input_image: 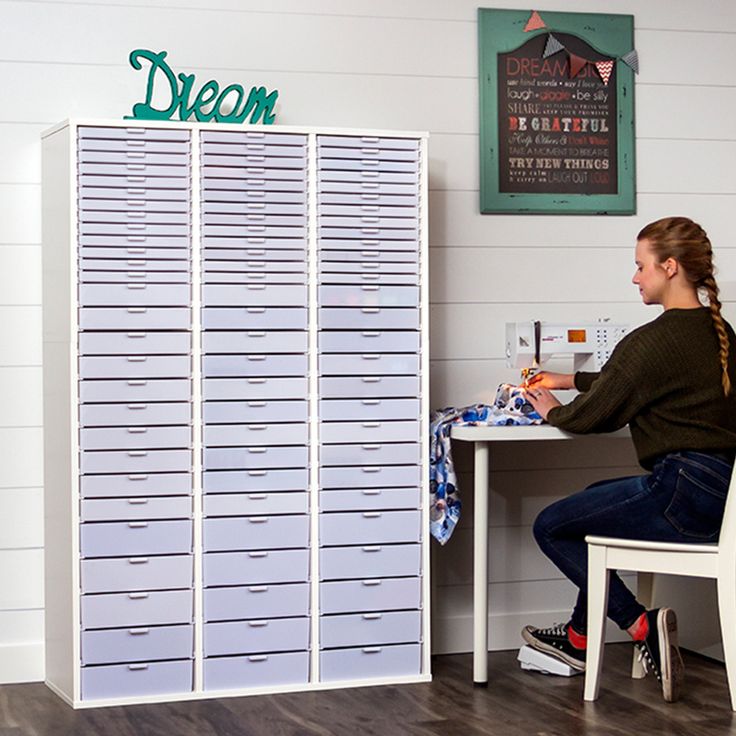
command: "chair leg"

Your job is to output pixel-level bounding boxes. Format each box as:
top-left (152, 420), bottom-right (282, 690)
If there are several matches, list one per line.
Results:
top-left (584, 544), bottom-right (610, 702)
top-left (631, 571), bottom-right (655, 679)
top-left (717, 573), bottom-right (736, 711)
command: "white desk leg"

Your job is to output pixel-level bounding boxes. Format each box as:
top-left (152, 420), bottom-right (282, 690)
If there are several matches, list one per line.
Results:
top-left (473, 440), bottom-right (490, 686)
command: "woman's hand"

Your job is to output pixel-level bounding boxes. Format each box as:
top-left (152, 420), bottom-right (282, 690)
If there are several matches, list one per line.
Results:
top-left (523, 371), bottom-right (575, 390)
top-left (524, 386), bottom-right (562, 421)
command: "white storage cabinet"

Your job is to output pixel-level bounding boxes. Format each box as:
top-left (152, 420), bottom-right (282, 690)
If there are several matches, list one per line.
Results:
top-left (42, 119), bottom-right (429, 708)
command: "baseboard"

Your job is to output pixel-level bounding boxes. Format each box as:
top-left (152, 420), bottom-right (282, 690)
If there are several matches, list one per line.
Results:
top-left (431, 610), bottom-right (630, 655)
top-left (0, 642), bottom-right (44, 684)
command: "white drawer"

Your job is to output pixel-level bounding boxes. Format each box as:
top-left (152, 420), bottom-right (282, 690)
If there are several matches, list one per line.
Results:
top-left (320, 465), bottom-right (421, 490)
top-left (80, 270), bottom-right (190, 285)
top-left (320, 238), bottom-right (417, 253)
top-left (79, 307), bottom-right (190, 330)
top-left (204, 491), bottom-right (307, 517)
top-left (203, 468), bottom-right (308, 494)
top-left (79, 257), bottom-right (190, 272)
top-left (318, 146), bottom-right (418, 163)
top-left (80, 448), bottom-right (191, 475)
top-left (79, 332), bottom-right (191, 355)
top-left (79, 196), bottom-right (190, 212)
top-left (319, 272), bottom-right (418, 286)
top-left (320, 398), bottom-right (420, 422)
top-left (320, 443), bottom-right (420, 468)
top-left (320, 544), bottom-right (421, 581)
top-left (203, 284), bottom-right (307, 307)
top-left (204, 651), bottom-right (308, 692)
top-left (202, 141), bottom-right (306, 158)
top-left (204, 617), bottom-right (309, 657)
top-left (203, 226), bottom-right (306, 241)
top-left (80, 245), bottom-right (190, 261)
top-left (320, 510), bottom-right (420, 546)
top-left (81, 624), bottom-right (193, 665)
top-left (80, 425), bottom-right (191, 451)
top-left (320, 248), bottom-right (417, 263)
top-left (203, 423), bottom-right (307, 447)
top-left (203, 515), bottom-right (309, 552)
top-left (319, 353), bottom-right (419, 376)
top-left (319, 203), bottom-right (418, 218)
top-left (320, 420), bottom-right (420, 444)
top-left (203, 271), bottom-right (306, 285)
top-left (81, 589), bottom-right (193, 629)
top-left (320, 577), bottom-right (421, 614)
top-left (203, 189), bottom-right (306, 204)
top-left (320, 259), bottom-right (417, 275)
top-left (201, 130), bottom-right (307, 145)
top-left (79, 379), bottom-right (191, 404)
top-left (319, 285), bottom-right (418, 308)
top-left (81, 496), bottom-right (191, 522)
top-left (320, 611), bottom-right (421, 649)
top-left (81, 659), bottom-right (193, 701)
top-left (80, 402), bottom-right (191, 427)
top-left (202, 212), bottom-right (306, 227)
top-left (202, 177), bottom-right (306, 193)
top-left (79, 283), bottom-right (190, 307)
top-left (79, 355), bottom-right (191, 379)
top-left (203, 377), bottom-right (307, 400)
top-left (80, 209), bottom-right (190, 225)
top-left (320, 487), bottom-right (420, 513)
top-left (81, 555), bottom-right (193, 593)
top-left (80, 174), bottom-right (189, 191)
top-left (204, 201), bottom-right (306, 215)
top-left (319, 192), bottom-right (419, 207)
top-left (202, 166), bottom-right (305, 182)
top-left (204, 399), bottom-right (307, 424)
top-left (319, 376), bottom-right (420, 399)
top-left (204, 237), bottom-right (306, 253)
top-left (204, 445), bottom-right (308, 471)
top-left (320, 215), bottom-right (418, 229)
top-left (201, 155), bottom-right (306, 171)
top-left (81, 472), bottom-right (192, 498)
top-left (203, 548), bottom-right (309, 586)
top-left (79, 162), bottom-right (189, 179)
top-left (202, 330), bottom-right (307, 354)
top-left (318, 331), bottom-right (419, 354)
top-left (80, 519), bottom-right (193, 557)
top-left (202, 307), bottom-right (307, 330)
top-left (318, 135), bottom-right (419, 151)
top-left (203, 259), bottom-right (305, 274)
top-left (204, 583), bottom-right (309, 621)
top-left (319, 308), bottom-right (419, 330)
top-left (320, 644), bottom-right (420, 682)
top-left (79, 126), bottom-right (191, 142)
top-left (318, 170), bottom-right (417, 187)
top-left (203, 354), bottom-right (307, 378)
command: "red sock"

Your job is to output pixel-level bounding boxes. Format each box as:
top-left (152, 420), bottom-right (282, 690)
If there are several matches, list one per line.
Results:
top-left (568, 625), bottom-right (588, 650)
top-left (629, 612), bottom-right (649, 641)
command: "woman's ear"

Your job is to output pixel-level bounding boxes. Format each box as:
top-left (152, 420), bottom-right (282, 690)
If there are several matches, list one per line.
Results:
top-left (663, 257), bottom-right (679, 278)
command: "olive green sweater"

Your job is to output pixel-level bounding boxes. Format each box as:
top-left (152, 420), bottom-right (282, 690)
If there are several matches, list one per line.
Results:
top-left (547, 307), bottom-right (736, 469)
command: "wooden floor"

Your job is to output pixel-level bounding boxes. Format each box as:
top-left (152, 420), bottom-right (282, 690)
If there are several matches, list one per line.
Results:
top-left (1, 645), bottom-right (734, 736)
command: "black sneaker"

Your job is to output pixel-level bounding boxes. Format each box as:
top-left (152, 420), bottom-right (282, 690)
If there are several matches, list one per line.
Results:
top-left (635, 608), bottom-right (685, 702)
top-left (521, 623), bottom-right (586, 672)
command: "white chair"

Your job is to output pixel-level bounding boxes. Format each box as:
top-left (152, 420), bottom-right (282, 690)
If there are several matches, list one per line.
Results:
top-left (583, 467), bottom-right (736, 709)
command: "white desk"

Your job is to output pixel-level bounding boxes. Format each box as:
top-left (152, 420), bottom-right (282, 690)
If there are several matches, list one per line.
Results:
top-left (449, 424), bottom-right (631, 685)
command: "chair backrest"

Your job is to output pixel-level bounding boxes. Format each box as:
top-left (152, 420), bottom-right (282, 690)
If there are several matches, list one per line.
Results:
top-left (718, 463), bottom-right (736, 560)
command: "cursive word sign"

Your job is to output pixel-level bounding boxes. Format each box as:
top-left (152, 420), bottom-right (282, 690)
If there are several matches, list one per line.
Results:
top-left (125, 49), bottom-right (279, 125)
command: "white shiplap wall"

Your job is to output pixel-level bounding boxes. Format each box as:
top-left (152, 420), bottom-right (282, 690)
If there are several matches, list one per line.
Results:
top-left (1, 0), bottom-right (734, 682)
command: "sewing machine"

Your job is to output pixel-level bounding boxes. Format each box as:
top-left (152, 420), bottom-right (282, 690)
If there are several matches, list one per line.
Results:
top-left (506, 320), bottom-right (629, 384)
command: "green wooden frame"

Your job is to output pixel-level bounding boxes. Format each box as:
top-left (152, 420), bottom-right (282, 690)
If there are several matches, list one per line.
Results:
top-left (479, 8), bottom-right (636, 215)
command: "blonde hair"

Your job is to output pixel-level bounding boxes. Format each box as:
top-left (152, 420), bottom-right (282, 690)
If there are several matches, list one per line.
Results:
top-left (637, 217), bottom-right (731, 396)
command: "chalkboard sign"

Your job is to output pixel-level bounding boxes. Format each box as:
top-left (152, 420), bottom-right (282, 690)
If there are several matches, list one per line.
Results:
top-left (479, 9), bottom-right (635, 214)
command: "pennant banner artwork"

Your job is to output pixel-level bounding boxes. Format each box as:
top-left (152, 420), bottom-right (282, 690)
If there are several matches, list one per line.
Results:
top-left (543, 34), bottom-right (565, 58)
top-left (523, 10), bottom-right (546, 32)
top-left (595, 59), bottom-right (615, 85)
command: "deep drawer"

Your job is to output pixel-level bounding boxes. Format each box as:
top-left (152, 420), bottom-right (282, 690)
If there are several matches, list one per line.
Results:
top-left (80, 659), bottom-right (193, 700)
top-left (81, 555), bottom-right (193, 593)
top-left (79, 332), bottom-right (191, 355)
top-left (318, 331), bottom-right (419, 354)
top-left (80, 519), bottom-right (193, 557)
top-left (320, 465), bottom-right (421, 490)
top-left (320, 544), bottom-right (421, 581)
top-left (319, 442), bottom-right (420, 468)
top-left (319, 398), bottom-right (420, 422)
top-left (319, 308), bottom-right (419, 331)
top-left (320, 420), bottom-right (420, 445)
top-left (79, 307), bottom-right (190, 331)
top-left (320, 611), bottom-right (421, 649)
top-left (203, 651), bottom-right (308, 692)
top-left (202, 377), bottom-right (308, 401)
top-left (319, 354), bottom-right (419, 377)
top-left (204, 617), bottom-right (309, 657)
top-left (320, 644), bottom-right (420, 682)
top-left (320, 577), bottom-right (421, 614)
top-left (319, 487), bottom-right (420, 513)
top-left (202, 330), bottom-right (307, 354)
top-left (204, 583), bottom-right (309, 621)
top-left (203, 445), bottom-right (308, 471)
top-left (80, 496), bottom-right (192, 522)
top-left (81, 624), bottom-right (193, 665)
top-left (79, 283), bottom-right (190, 307)
top-left (81, 589), bottom-right (193, 629)
top-left (203, 548), bottom-right (309, 587)
top-left (203, 354), bottom-right (307, 378)
top-left (320, 510), bottom-right (421, 547)
top-left (203, 423), bottom-right (307, 447)
top-left (203, 399), bottom-right (307, 424)
top-left (203, 468), bottom-right (308, 494)
top-left (202, 307), bottom-right (307, 330)
top-left (202, 515), bottom-right (309, 552)
top-left (202, 284), bottom-right (307, 307)
top-left (204, 491), bottom-right (308, 517)
top-left (319, 376), bottom-right (420, 399)
top-left (319, 285), bottom-right (419, 308)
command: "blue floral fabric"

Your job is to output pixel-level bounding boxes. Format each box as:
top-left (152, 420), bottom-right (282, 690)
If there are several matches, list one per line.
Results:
top-left (429, 384), bottom-right (543, 545)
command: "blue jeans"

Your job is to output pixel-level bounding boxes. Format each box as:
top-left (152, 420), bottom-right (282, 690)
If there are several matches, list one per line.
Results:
top-left (533, 451), bottom-right (732, 633)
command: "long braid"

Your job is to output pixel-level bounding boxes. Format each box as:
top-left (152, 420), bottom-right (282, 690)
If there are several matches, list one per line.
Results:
top-left (701, 273), bottom-right (732, 396)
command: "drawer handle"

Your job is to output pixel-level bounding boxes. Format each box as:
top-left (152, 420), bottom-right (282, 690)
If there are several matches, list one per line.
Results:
top-left (127, 380), bottom-right (147, 386)
top-left (361, 239), bottom-right (380, 244)
top-left (361, 285), bottom-right (380, 291)
top-left (126, 164), bottom-right (146, 172)
top-left (361, 377), bottom-right (381, 383)
top-left (127, 427), bottom-right (148, 433)
top-left (128, 628), bottom-right (150, 635)
top-left (127, 272), bottom-right (146, 278)
top-left (248, 494), bottom-right (268, 500)
top-left (246, 378), bottom-right (267, 385)
top-left (248, 191), bottom-right (266, 197)
top-left (360, 274), bottom-right (379, 281)
top-left (361, 308), bottom-right (380, 314)
top-left (362, 512), bottom-right (382, 518)
top-left (126, 176), bottom-right (146, 183)
top-left (128, 521), bottom-right (149, 528)
top-left (126, 307), bottom-right (147, 313)
top-left (362, 546), bottom-right (382, 552)
top-left (247, 273), bottom-right (266, 279)
top-left (128, 663), bottom-right (150, 670)
top-left (247, 424), bottom-right (267, 430)
top-left (245, 203), bottom-right (266, 210)
top-left (246, 284), bottom-right (266, 290)
top-left (126, 210), bottom-right (146, 217)
top-left (360, 251), bottom-right (380, 258)
top-left (128, 592), bottom-right (150, 599)
top-left (247, 470), bottom-right (267, 476)
top-left (362, 647), bottom-right (383, 654)
top-left (361, 579), bottom-right (382, 586)
top-left (245, 168), bottom-right (266, 175)
top-left (360, 149), bottom-right (379, 156)
top-left (127, 498), bottom-right (149, 504)
top-left (128, 557), bottom-right (149, 564)
top-left (126, 248), bottom-right (147, 255)
top-left (360, 263), bottom-right (380, 269)
top-left (362, 613), bottom-right (383, 620)
top-left (247, 180), bottom-right (266, 186)
top-left (360, 193), bottom-right (379, 200)
top-left (361, 217), bottom-right (380, 224)
top-left (362, 444), bottom-right (382, 450)
top-left (127, 474), bottom-right (148, 480)
top-left (246, 261), bottom-right (266, 268)
top-left (127, 404), bottom-right (147, 410)
top-left (360, 171), bottom-right (379, 178)
top-left (126, 332), bottom-right (146, 338)
top-left (246, 226), bottom-right (266, 233)
top-left (126, 200), bottom-right (145, 207)
top-left (245, 250), bottom-right (266, 257)
top-left (361, 354), bottom-right (380, 361)
top-left (248, 620), bottom-right (269, 627)
top-left (361, 399), bottom-right (381, 405)
top-left (127, 260), bottom-right (146, 266)
top-left (248, 550), bottom-right (268, 557)
top-left (362, 421), bottom-right (381, 428)
top-left (245, 143), bottom-right (265, 151)
top-left (361, 205), bottom-right (380, 212)
top-left (247, 401), bottom-right (267, 407)
top-left (245, 214), bottom-right (265, 221)
top-left (246, 332), bottom-right (266, 338)
top-left (246, 355), bottom-right (266, 361)
top-left (246, 307), bottom-right (266, 313)
top-left (126, 188), bottom-right (146, 194)
top-left (248, 585), bottom-right (269, 593)
top-left (245, 156), bottom-right (266, 164)
top-left (246, 237), bottom-right (267, 244)
top-left (128, 451), bottom-right (148, 457)
top-left (248, 517), bottom-right (269, 523)
top-left (248, 655), bottom-right (269, 662)
top-left (361, 467), bottom-right (381, 473)
top-left (362, 489), bottom-right (382, 495)
top-left (127, 356), bottom-right (147, 362)
top-left (247, 447), bottom-right (267, 454)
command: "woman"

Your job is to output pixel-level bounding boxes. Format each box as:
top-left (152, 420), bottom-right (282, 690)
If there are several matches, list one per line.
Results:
top-left (522, 217), bottom-right (736, 703)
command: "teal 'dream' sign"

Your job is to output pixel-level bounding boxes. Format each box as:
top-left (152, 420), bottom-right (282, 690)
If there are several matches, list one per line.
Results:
top-left (125, 49), bottom-right (279, 125)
